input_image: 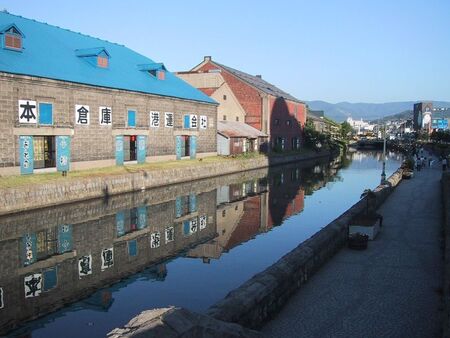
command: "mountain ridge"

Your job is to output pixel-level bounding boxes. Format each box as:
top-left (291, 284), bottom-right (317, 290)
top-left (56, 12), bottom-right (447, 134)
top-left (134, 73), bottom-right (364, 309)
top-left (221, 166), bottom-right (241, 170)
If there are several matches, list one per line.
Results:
top-left (306, 100), bottom-right (450, 122)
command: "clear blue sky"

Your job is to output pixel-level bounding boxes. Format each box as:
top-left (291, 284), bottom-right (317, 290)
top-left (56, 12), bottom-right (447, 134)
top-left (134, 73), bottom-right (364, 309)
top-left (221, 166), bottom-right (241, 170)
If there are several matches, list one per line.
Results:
top-left (1, 0), bottom-right (449, 103)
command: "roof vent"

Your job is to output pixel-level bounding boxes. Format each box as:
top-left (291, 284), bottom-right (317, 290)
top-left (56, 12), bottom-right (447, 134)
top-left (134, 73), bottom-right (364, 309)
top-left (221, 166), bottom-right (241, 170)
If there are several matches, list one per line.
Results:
top-left (75, 47), bottom-right (110, 68)
top-left (204, 56), bottom-right (212, 62)
top-left (256, 75), bottom-right (262, 79)
top-left (138, 63), bottom-right (167, 80)
top-left (1, 23), bottom-right (25, 51)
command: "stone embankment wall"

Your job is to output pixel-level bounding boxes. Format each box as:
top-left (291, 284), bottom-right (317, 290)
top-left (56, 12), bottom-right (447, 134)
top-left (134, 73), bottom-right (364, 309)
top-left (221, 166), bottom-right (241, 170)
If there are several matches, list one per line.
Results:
top-left (206, 168), bottom-right (403, 329)
top-left (107, 168), bottom-right (403, 336)
top-left (107, 307), bottom-right (261, 338)
top-left (442, 172), bottom-right (450, 337)
top-left (0, 152), bottom-right (330, 216)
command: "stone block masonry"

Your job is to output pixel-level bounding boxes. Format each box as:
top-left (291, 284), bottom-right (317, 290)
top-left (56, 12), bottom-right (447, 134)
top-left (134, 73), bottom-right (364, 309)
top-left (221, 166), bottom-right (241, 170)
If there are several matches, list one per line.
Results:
top-left (206, 168), bottom-right (403, 329)
top-left (0, 151), bottom-right (331, 216)
top-left (0, 72), bottom-right (217, 173)
top-left (442, 172), bottom-right (450, 337)
top-left (107, 307), bottom-right (261, 338)
top-left (107, 168), bottom-right (404, 336)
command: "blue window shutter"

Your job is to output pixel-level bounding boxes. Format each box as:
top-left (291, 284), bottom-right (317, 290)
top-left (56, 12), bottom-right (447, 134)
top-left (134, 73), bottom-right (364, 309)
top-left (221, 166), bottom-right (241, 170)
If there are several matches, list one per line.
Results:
top-left (39, 103), bottom-right (53, 125)
top-left (43, 267), bottom-right (58, 291)
top-left (128, 110), bottom-right (136, 127)
top-left (128, 240), bottom-right (138, 257)
top-left (183, 115), bottom-right (190, 128)
top-left (183, 220), bottom-right (190, 236)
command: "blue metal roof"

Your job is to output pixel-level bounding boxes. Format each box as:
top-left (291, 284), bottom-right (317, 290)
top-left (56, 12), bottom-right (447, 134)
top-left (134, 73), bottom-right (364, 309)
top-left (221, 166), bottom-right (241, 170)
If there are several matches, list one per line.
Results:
top-left (0, 12), bottom-right (216, 105)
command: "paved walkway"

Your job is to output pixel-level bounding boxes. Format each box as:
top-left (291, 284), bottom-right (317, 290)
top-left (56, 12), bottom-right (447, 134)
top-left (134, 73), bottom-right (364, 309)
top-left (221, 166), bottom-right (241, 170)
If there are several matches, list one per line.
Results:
top-left (263, 156), bottom-right (444, 338)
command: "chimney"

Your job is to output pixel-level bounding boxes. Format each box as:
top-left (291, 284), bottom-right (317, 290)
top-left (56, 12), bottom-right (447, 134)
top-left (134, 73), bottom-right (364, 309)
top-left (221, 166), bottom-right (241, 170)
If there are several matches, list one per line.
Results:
top-left (256, 75), bottom-right (262, 79)
top-left (204, 56), bottom-right (212, 62)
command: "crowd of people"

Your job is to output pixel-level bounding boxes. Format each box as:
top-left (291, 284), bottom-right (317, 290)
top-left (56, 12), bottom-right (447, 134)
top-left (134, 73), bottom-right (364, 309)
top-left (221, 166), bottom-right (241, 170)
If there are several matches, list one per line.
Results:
top-left (412, 146), bottom-right (448, 172)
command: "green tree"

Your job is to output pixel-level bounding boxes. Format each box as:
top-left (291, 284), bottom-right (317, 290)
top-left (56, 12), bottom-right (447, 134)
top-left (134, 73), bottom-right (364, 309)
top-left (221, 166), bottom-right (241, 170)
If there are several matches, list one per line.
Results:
top-left (340, 121), bottom-right (353, 139)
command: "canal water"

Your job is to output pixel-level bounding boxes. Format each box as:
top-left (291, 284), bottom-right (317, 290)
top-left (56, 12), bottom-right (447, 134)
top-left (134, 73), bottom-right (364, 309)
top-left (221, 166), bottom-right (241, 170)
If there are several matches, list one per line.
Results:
top-left (0, 150), bottom-right (402, 337)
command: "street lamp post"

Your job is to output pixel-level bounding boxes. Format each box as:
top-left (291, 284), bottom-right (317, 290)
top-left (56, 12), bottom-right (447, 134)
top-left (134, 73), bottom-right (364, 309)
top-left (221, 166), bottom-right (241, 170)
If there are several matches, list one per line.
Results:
top-left (381, 124), bottom-right (386, 184)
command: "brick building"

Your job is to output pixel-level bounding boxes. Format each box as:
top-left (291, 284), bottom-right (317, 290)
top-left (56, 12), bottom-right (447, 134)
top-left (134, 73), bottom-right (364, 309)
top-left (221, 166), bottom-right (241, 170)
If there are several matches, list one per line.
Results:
top-left (177, 56), bottom-right (306, 152)
top-left (0, 12), bottom-right (217, 175)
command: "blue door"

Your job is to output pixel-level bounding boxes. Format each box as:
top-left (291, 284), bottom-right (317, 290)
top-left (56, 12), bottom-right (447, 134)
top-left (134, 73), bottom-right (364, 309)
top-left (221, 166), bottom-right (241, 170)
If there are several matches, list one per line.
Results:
top-left (56, 136), bottom-right (71, 172)
top-left (176, 136), bottom-right (182, 160)
top-left (19, 136), bottom-right (34, 175)
top-left (189, 136), bottom-right (197, 159)
top-left (175, 196), bottom-right (183, 218)
top-left (115, 136), bottom-right (124, 165)
top-left (116, 211), bottom-right (125, 237)
top-left (137, 206), bottom-right (147, 229)
top-left (137, 135), bottom-right (146, 164)
top-left (57, 225), bottom-right (73, 254)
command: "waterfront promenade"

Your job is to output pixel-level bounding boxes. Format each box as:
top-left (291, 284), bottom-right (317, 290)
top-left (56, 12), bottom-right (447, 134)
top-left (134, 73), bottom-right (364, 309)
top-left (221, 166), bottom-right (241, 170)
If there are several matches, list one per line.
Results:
top-left (263, 158), bottom-right (444, 337)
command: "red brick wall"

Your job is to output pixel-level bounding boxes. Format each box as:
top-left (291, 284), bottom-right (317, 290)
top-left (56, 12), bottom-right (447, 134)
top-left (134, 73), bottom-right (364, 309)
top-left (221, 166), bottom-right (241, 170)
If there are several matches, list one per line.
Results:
top-left (198, 88), bottom-right (217, 96)
top-left (197, 62), bottom-right (263, 130)
top-left (269, 96), bottom-right (304, 149)
top-left (225, 195), bottom-right (262, 250)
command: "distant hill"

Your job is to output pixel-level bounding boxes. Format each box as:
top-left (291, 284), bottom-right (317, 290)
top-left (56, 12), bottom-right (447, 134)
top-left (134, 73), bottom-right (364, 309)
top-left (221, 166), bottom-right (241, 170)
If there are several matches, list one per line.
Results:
top-left (371, 110), bottom-right (413, 123)
top-left (306, 100), bottom-right (450, 122)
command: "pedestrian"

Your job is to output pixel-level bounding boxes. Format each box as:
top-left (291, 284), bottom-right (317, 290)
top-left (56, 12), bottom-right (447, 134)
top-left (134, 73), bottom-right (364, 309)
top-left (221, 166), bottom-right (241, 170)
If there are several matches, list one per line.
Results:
top-left (443, 157), bottom-right (448, 171)
top-left (428, 158), bottom-right (432, 167)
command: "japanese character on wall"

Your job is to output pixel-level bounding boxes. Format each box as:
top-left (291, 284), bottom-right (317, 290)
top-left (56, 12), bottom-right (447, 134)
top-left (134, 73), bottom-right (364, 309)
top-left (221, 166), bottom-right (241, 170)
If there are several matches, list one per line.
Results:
top-left (199, 215), bottom-right (207, 230)
top-left (165, 112), bottom-right (174, 128)
top-left (190, 218), bottom-right (198, 234)
top-left (165, 227), bottom-right (174, 243)
top-left (23, 233), bottom-right (35, 266)
top-left (78, 255), bottom-right (92, 277)
top-left (75, 105), bottom-right (90, 125)
top-left (200, 115), bottom-right (207, 129)
top-left (150, 111), bottom-right (160, 128)
top-left (18, 100), bottom-right (37, 124)
top-left (22, 139), bottom-right (30, 169)
top-left (150, 231), bottom-right (161, 248)
top-left (190, 114), bottom-right (198, 129)
top-left (99, 106), bottom-right (112, 126)
top-left (101, 248), bottom-right (114, 270)
top-left (58, 224), bottom-right (73, 254)
top-left (0, 287), bottom-right (4, 309)
top-left (20, 136), bottom-right (34, 174)
top-left (24, 273), bottom-right (42, 298)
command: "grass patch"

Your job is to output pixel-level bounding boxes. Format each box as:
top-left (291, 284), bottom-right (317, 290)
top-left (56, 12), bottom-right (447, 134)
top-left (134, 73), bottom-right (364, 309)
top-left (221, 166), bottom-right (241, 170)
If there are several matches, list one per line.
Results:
top-left (0, 150), bottom-right (317, 189)
top-left (0, 154), bottom-right (265, 189)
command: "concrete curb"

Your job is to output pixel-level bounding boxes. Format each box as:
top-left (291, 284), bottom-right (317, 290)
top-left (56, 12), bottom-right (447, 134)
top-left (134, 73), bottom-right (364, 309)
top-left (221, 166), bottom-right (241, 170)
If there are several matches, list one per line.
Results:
top-left (0, 152), bottom-right (331, 216)
top-left (442, 172), bottom-right (450, 338)
top-left (206, 167), bottom-right (404, 329)
top-left (107, 307), bottom-right (262, 338)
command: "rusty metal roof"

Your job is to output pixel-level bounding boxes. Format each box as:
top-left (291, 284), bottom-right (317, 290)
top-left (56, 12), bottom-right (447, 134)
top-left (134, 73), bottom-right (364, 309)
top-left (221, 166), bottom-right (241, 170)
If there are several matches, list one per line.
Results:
top-left (218, 121), bottom-right (268, 139)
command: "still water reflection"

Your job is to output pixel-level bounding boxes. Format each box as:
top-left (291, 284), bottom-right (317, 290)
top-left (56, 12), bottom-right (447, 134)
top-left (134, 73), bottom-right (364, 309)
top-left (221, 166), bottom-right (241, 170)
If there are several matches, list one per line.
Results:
top-left (0, 151), bottom-right (402, 337)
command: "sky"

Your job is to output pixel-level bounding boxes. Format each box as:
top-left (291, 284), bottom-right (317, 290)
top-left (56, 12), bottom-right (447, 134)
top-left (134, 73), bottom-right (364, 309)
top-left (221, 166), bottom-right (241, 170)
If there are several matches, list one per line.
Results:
top-left (1, 0), bottom-right (449, 103)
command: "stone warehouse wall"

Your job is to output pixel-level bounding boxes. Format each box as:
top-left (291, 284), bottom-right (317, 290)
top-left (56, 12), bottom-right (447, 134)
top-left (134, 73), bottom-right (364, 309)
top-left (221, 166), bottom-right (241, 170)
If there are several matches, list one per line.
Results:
top-left (0, 72), bottom-right (217, 168)
top-left (0, 168), bottom-right (269, 241)
top-left (0, 190), bottom-right (218, 335)
top-left (206, 168), bottom-right (404, 329)
top-left (0, 152), bottom-right (331, 216)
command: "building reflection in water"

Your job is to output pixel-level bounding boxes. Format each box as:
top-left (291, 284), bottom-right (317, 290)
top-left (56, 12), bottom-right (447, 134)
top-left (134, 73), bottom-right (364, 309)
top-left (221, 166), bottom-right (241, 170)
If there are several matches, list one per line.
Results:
top-left (0, 154), bottom-right (348, 336)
